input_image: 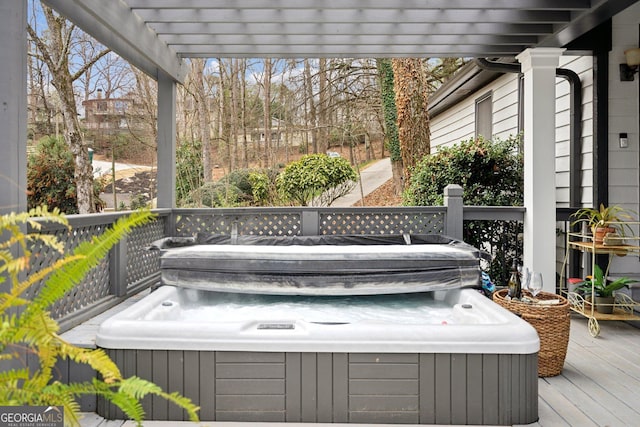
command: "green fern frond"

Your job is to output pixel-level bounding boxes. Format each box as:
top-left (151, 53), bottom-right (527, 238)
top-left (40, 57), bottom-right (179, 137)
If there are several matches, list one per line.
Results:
top-left (103, 386), bottom-right (146, 423)
top-left (1, 255), bottom-right (84, 315)
top-left (160, 391), bottom-right (200, 421)
top-left (117, 376), bottom-right (162, 398)
top-left (58, 344), bottom-right (122, 384)
top-left (36, 383), bottom-right (82, 426)
top-left (0, 368), bottom-right (30, 387)
top-left (0, 208), bottom-right (200, 425)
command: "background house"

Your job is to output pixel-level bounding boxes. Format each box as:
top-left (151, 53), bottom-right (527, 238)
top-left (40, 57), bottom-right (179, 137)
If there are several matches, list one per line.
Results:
top-left (427, 2), bottom-right (640, 283)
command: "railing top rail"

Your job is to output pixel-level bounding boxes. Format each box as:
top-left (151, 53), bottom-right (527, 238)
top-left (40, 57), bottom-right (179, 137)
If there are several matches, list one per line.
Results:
top-left (30, 208), bottom-right (172, 231)
top-left (171, 206), bottom-right (447, 214)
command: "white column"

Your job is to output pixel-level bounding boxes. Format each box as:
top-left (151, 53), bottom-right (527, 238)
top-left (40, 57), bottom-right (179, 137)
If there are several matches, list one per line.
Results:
top-left (156, 72), bottom-right (177, 208)
top-left (0, 1), bottom-right (27, 215)
top-left (516, 48), bottom-right (564, 293)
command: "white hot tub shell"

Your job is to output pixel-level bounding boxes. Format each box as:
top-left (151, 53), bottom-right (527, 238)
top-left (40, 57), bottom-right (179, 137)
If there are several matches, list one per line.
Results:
top-left (96, 286), bottom-right (539, 425)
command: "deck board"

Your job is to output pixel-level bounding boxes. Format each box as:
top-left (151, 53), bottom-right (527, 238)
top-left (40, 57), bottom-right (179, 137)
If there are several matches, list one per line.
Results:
top-left (73, 313), bottom-right (640, 427)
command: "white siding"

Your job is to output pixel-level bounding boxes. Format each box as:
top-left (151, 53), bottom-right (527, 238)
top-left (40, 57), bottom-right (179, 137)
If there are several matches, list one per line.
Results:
top-left (608, 2), bottom-right (640, 275)
top-left (430, 101), bottom-right (476, 150)
top-left (492, 77), bottom-right (520, 138)
top-left (430, 74), bottom-right (520, 152)
top-left (555, 55), bottom-right (594, 207)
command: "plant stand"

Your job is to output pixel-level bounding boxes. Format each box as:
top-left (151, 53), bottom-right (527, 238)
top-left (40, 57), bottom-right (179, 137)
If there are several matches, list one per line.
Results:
top-left (561, 220), bottom-right (640, 337)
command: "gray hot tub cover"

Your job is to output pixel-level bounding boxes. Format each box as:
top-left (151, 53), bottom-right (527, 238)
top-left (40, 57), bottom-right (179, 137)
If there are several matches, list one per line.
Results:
top-left (150, 234), bottom-right (488, 295)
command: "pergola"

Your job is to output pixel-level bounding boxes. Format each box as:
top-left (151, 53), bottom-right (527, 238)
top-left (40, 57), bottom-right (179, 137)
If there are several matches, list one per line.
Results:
top-left (2, 0), bottom-right (638, 292)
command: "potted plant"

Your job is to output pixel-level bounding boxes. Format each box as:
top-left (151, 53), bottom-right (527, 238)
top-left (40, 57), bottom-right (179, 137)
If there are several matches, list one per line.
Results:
top-left (571, 204), bottom-right (636, 244)
top-left (576, 264), bottom-right (637, 314)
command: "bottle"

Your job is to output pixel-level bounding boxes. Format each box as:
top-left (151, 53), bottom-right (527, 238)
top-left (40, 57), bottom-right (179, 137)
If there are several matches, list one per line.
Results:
top-left (507, 260), bottom-right (522, 300)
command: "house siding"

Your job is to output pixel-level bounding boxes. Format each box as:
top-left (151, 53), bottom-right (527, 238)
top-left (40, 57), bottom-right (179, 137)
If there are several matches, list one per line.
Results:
top-left (431, 75), bottom-right (520, 152)
top-left (609, 2), bottom-right (640, 275)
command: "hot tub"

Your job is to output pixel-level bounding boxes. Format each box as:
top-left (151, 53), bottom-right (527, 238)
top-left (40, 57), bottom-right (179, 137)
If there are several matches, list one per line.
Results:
top-left (96, 285), bottom-right (539, 425)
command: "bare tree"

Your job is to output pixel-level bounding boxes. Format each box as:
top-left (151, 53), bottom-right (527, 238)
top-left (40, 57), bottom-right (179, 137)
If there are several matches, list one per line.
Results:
top-left (189, 59), bottom-right (213, 181)
top-left (27, 4), bottom-right (110, 213)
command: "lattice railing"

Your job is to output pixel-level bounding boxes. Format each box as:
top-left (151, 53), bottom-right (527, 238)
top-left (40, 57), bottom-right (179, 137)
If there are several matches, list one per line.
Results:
top-left (173, 208), bottom-right (302, 236)
top-left (318, 208), bottom-right (445, 235)
top-left (27, 210), bottom-right (171, 327)
top-left (28, 218), bottom-right (116, 320)
top-left (126, 217), bottom-right (165, 290)
top-left (171, 207), bottom-right (446, 237)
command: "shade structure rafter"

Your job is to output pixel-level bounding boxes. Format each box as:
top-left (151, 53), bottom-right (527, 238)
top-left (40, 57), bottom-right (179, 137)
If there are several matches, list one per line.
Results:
top-left (43, 0), bottom-right (639, 71)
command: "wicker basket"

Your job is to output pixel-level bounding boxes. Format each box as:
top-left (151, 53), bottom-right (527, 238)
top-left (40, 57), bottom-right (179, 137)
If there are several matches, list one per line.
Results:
top-left (493, 289), bottom-right (570, 377)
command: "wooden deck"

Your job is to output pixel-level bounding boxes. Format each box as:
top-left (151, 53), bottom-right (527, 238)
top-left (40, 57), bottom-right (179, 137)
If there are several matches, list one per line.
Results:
top-left (77, 315), bottom-right (640, 427)
top-left (529, 316), bottom-right (640, 426)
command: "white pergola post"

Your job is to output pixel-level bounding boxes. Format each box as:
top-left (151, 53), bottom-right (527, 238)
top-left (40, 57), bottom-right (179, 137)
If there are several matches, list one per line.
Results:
top-left (516, 48), bottom-right (564, 293)
top-left (0, 1), bottom-right (27, 215)
top-left (156, 72), bottom-right (177, 208)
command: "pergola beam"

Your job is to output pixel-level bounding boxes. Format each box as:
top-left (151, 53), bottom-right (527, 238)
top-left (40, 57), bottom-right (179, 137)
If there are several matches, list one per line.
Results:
top-left (176, 45), bottom-right (528, 58)
top-left (149, 22), bottom-right (555, 36)
top-left (42, 0), bottom-right (187, 83)
top-left (126, 0), bottom-right (591, 11)
top-left (135, 9), bottom-right (572, 24)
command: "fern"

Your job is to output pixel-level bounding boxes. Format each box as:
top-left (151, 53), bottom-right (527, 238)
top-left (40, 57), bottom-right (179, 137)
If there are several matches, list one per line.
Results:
top-left (0, 208), bottom-right (200, 426)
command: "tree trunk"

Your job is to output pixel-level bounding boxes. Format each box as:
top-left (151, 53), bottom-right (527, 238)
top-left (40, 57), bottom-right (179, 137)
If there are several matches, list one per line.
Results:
top-left (392, 58), bottom-right (431, 182)
top-left (318, 58), bottom-right (328, 153)
top-left (192, 59), bottom-right (212, 181)
top-left (28, 6), bottom-right (110, 213)
top-left (263, 58), bottom-right (272, 167)
top-left (377, 59), bottom-right (403, 194)
top-left (304, 59), bottom-right (318, 154)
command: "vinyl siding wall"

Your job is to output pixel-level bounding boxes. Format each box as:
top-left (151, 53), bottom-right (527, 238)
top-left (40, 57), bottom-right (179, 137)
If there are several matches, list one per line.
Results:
top-left (609, 2), bottom-right (640, 275)
top-left (430, 75), bottom-right (520, 152)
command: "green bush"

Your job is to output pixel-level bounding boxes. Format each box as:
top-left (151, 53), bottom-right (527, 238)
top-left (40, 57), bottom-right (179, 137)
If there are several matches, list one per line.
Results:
top-left (27, 137), bottom-right (103, 214)
top-left (276, 154), bottom-right (358, 206)
top-left (184, 182), bottom-right (242, 207)
top-left (249, 169), bottom-right (280, 206)
top-left (220, 169), bottom-right (254, 201)
top-left (404, 135), bottom-right (523, 284)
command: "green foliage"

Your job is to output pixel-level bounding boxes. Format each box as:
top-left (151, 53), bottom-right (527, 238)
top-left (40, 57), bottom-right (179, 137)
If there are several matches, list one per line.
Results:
top-left (176, 140), bottom-right (204, 206)
top-left (249, 170), bottom-right (280, 206)
top-left (276, 154), bottom-right (358, 206)
top-left (129, 194), bottom-right (150, 210)
top-left (0, 207), bottom-right (199, 426)
top-left (404, 136), bottom-right (523, 206)
top-left (184, 182), bottom-right (242, 207)
top-left (377, 59), bottom-right (401, 162)
top-left (220, 169), bottom-right (254, 199)
top-left (576, 264), bottom-right (637, 297)
top-left (404, 135), bottom-right (524, 284)
top-left (571, 204), bottom-right (637, 236)
top-left (27, 137), bottom-right (104, 214)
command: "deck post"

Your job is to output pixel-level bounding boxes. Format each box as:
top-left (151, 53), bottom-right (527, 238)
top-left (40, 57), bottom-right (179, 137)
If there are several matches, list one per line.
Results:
top-left (156, 72), bottom-right (177, 208)
top-left (109, 237), bottom-right (128, 297)
top-left (517, 48), bottom-right (564, 293)
top-left (0, 1), bottom-right (27, 216)
top-left (444, 184), bottom-right (464, 240)
top-left (301, 210), bottom-right (320, 235)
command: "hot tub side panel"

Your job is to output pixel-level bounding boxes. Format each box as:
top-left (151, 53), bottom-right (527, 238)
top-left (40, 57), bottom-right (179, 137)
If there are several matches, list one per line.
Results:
top-left (98, 350), bottom-right (538, 425)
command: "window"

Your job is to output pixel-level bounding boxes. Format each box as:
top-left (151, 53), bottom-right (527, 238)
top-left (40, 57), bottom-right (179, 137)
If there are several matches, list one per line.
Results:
top-left (475, 92), bottom-right (492, 139)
